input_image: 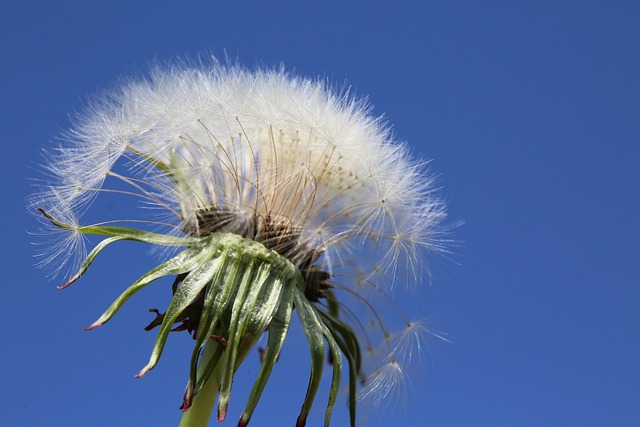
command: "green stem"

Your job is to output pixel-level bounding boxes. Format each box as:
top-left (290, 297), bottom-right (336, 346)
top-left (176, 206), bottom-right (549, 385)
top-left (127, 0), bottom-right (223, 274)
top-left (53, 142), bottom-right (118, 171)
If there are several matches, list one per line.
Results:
top-left (179, 340), bottom-right (223, 427)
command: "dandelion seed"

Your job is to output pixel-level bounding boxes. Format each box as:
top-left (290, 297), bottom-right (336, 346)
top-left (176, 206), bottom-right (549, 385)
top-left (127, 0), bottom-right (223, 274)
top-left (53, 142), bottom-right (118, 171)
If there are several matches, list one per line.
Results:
top-left (356, 360), bottom-right (409, 409)
top-left (389, 319), bottom-right (452, 369)
top-left (31, 58), bottom-right (450, 427)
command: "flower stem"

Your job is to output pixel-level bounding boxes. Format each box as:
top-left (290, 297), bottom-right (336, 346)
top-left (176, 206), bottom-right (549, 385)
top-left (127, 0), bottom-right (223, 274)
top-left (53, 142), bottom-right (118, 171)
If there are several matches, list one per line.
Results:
top-left (179, 340), bottom-right (223, 427)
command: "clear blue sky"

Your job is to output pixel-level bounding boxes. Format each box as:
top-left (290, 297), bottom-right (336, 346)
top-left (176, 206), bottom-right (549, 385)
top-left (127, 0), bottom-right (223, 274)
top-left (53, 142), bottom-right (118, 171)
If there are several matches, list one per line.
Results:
top-left (2, 1), bottom-right (639, 426)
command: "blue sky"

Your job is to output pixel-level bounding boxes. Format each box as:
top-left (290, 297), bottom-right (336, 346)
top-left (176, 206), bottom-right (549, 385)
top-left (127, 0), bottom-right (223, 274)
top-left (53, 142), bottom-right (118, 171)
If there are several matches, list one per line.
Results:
top-left (2, 1), bottom-right (639, 426)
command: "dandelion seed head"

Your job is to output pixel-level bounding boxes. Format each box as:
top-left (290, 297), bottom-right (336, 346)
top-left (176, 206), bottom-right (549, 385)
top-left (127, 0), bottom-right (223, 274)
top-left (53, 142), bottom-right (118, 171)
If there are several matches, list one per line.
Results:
top-left (32, 58), bottom-right (452, 424)
top-left (44, 63), bottom-right (442, 282)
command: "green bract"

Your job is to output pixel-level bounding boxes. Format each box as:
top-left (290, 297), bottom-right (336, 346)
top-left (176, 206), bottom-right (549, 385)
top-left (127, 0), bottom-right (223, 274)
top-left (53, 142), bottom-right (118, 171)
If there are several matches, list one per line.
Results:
top-left (41, 211), bottom-right (362, 427)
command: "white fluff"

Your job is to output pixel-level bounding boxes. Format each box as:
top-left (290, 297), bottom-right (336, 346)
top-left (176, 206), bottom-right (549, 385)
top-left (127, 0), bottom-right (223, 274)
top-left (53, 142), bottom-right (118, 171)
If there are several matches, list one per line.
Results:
top-left (36, 61), bottom-right (446, 285)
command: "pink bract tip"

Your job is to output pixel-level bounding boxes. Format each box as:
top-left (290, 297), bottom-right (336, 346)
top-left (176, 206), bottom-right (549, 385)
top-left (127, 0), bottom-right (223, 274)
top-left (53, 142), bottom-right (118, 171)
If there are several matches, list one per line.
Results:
top-left (83, 323), bottom-right (102, 331)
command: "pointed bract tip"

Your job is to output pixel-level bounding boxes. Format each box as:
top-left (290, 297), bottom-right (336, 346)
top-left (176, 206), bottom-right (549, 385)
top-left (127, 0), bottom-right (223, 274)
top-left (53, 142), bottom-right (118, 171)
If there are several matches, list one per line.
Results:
top-left (134, 367), bottom-right (151, 379)
top-left (217, 404), bottom-right (228, 422)
top-left (296, 415), bottom-right (307, 427)
top-left (36, 208), bottom-right (56, 225)
top-left (83, 322), bottom-right (102, 331)
top-left (58, 277), bottom-right (79, 289)
top-left (180, 396), bottom-right (193, 413)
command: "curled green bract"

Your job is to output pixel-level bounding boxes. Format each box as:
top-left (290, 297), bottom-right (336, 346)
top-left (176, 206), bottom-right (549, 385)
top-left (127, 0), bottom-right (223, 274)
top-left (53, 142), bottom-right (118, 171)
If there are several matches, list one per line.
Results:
top-left (42, 211), bottom-right (362, 427)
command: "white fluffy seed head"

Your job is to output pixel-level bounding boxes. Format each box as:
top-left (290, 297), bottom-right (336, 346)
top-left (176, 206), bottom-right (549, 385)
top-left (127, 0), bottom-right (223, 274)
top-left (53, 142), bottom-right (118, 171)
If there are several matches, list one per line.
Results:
top-left (34, 60), bottom-right (448, 288)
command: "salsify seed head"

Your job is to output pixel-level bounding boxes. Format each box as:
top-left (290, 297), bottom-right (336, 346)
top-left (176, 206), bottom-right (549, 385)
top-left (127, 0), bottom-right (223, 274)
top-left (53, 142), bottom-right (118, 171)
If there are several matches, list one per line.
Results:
top-left (31, 58), bottom-right (450, 426)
